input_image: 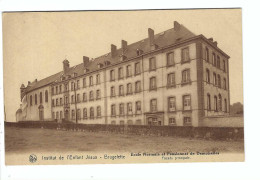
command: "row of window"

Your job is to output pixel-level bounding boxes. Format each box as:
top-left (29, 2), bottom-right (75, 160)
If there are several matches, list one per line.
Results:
top-left (205, 47), bottom-right (227, 72)
top-left (206, 93), bottom-right (228, 112)
top-left (206, 69), bottom-right (227, 89)
top-left (29, 90), bottom-right (49, 106)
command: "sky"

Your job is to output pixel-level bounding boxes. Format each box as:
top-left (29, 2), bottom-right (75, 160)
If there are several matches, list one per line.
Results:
top-left (3, 9), bottom-right (243, 122)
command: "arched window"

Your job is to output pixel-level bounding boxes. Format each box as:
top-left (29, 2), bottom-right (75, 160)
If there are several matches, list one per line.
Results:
top-left (97, 106), bottom-right (101, 117)
top-left (30, 95), bottom-right (33, 106)
top-left (77, 109), bottom-right (81, 120)
top-left (207, 94), bottom-right (211, 110)
top-left (214, 96), bottom-right (218, 111)
top-left (213, 73), bottom-right (217, 86)
top-left (218, 94), bottom-right (222, 111)
top-left (217, 75), bottom-right (221, 88)
top-left (45, 90), bottom-right (48, 102)
top-left (90, 107), bottom-right (94, 119)
top-left (224, 99), bottom-right (228, 112)
top-left (40, 92), bottom-right (43, 104)
top-left (127, 83), bottom-right (132, 95)
top-left (206, 69), bottom-right (210, 83)
top-left (205, 47), bottom-right (209, 62)
top-left (89, 91), bottom-right (94, 101)
top-left (83, 108), bottom-right (87, 119)
top-left (35, 94), bottom-right (37, 105)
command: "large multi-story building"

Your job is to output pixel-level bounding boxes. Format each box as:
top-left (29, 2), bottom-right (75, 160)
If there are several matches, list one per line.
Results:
top-left (17, 21), bottom-right (230, 127)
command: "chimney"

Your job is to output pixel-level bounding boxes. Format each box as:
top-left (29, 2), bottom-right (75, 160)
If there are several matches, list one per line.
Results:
top-left (63, 59), bottom-right (70, 74)
top-left (208, 38), bottom-right (213, 42)
top-left (83, 56), bottom-right (89, 67)
top-left (174, 21), bottom-right (181, 30)
top-left (148, 28), bottom-right (158, 50)
top-left (35, 79), bottom-right (37, 82)
top-left (27, 81), bottom-right (31, 86)
top-left (213, 41), bottom-right (218, 47)
top-left (111, 44), bottom-right (117, 58)
top-left (121, 40), bottom-right (127, 53)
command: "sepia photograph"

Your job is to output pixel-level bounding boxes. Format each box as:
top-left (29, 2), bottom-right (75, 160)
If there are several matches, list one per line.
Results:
top-left (2, 9), bottom-right (244, 165)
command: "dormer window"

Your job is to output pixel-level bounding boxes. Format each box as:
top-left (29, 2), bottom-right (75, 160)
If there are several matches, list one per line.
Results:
top-left (74, 73), bottom-right (77, 77)
top-left (136, 49), bottom-right (143, 56)
top-left (84, 69), bottom-right (89, 73)
top-left (98, 63), bottom-right (103, 69)
top-left (105, 61), bottom-right (111, 66)
top-left (120, 55), bottom-right (127, 61)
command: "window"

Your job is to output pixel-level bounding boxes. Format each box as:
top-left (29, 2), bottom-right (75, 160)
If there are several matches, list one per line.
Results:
top-left (168, 97), bottom-right (176, 112)
top-left (97, 106), bottom-right (101, 117)
top-left (183, 95), bottom-right (191, 111)
top-left (135, 62), bottom-right (141, 75)
top-left (77, 109), bottom-right (81, 120)
top-left (56, 98), bottom-right (59, 106)
top-left (71, 82), bottom-right (74, 91)
top-left (110, 70), bottom-right (115, 81)
top-left (169, 118), bottom-right (176, 126)
top-left (205, 94), bottom-right (211, 111)
top-left (52, 99), bottom-right (55, 107)
top-left (30, 95), bottom-right (32, 106)
top-left (214, 96), bottom-right (218, 111)
top-left (217, 56), bottom-right (220, 68)
top-left (83, 108), bottom-right (87, 119)
top-left (206, 69), bottom-right (210, 83)
top-left (45, 90), bottom-right (48, 102)
top-left (119, 103), bottom-right (124, 115)
top-left (218, 94), bottom-right (222, 111)
top-left (111, 104), bottom-right (116, 116)
top-left (71, 110), bottom-right (75, 119)
top-left (127, 120), bottom-right (133, 125)
top-left (111, 86), bottom-right (115, 97)
top-left (135, 81), bottom-right (141, 93)
top-left (96, 74), bottom-right (100, 84)
top-left (83, 78), bottom-right (86, 87)
top-left (56, 86), bottom-right (58, 94)
top-left (56, 112), bottom-right (59, 120)
top-left (120, 120), bottom-right (125, 125)
top-left (96, 90), bottom-right (101, 100)
top-left (77, 94), bottom-right (80, 102)
top-left (167, 73), bottom-right (175, 87)
top-left (182, 69), bottom-right (190, 84)
top-left (59, 85), bottom-right (62, 93)
top-left (60, 98), bottom-right (63, 106)
top-left (40, 92), bottom-right (43, 104)
top-left (149, 57), bottom-right (156, 71)
top-left (65, 96), bottom-right (68, 104)
top-left (119, 85), bottom-right (124, 96)
top-left (111, 121), bottom-right (116, 125)
top-left (167, 52), bottom-right (174, 66)
top-left (224, 99), bottom-right (228, 112)
top-left (126, 65), bottom-right (132, 77)
top-left (223, 60), bottom-right (226, 72)
top-left (136, 101), bottom-right (141, 113)
top-left (118, 67), bottom-right (124, 79)
top-left (150, 99), bottom-right (157, 112)
top-left (127, 103), bottom-right (132, 115)
top-left (183, 117), bottom-right (192, 126)
top-left (60, 111), bottom-right (63, 120)
top-left (150, 77), bottom-right (157, 90)
top-left (213, 73), bottom-right (217, 86)
top-left (205, 47), bottom-right (209, 62)
top-left (135, 119), bottom-right (141, 125)
top-left (223, 78), bottom-right (227, 90)
top-left (51, 87), bottom-right (54, 95)
top-left (89, 76), bottom-right (93, 86)
top-left (212, 53), bottom-right (216, 66)
top-left (181, 47), bottom-right (190, 63)
top-left (71, 95), bottom-right (75, 103)
top-left (217, 75), bottom-right (221, 88)
top-left (35, 94), bottom-right (37, 105)
top-left (52, 112), bottom-right (55, 119)
top-left (90, 107), bottom-right (94, 119)
top-left (127, 83), bottom-right (132, 95)
top-left (83, 93), bottom-right (87, 102)
top-left (64, 84), bottom-right (69, 92)
top-left (89, 91), bottom-right (94, 101)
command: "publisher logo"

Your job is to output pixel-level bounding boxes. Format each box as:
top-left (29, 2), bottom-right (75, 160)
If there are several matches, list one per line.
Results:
top-left (29, 154), bottom-right (37, 163)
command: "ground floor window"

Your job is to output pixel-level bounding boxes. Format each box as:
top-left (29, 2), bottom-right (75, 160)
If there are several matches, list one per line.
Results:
top-left (111, 120), bottom-right (116, 125)
top-left (120, 120), bottom-right (125, 125)
top-left (169, 118), bottom-right (176, 126)
top-left (135, 119), bottom-right (141, 125)
top-left (148, 117), bottom-right (161, 126)
top-left (183, 117), bottom-right (192, 126)
top-left (127, 120), bottom-right (133, 125)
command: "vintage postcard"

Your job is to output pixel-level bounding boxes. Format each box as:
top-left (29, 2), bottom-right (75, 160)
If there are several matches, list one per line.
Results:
top-left (3, 9), bottom-right (244, 165)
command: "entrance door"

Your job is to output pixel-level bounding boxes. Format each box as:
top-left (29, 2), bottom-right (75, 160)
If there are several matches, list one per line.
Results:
top-left (65, 110), bottom-right (69, 121)
top-left (39, 106), bottom-right (44, 121)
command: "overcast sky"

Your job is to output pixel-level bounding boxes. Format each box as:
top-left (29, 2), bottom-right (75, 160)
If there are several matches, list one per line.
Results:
top-left (3, 9), bottom-right (242, 122)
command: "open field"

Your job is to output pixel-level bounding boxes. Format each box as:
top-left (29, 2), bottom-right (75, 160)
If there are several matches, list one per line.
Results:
top-left (5, 126), bottom-right (244, 153)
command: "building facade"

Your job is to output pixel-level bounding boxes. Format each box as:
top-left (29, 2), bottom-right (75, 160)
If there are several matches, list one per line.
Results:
top-left (17, 21), bottom-right (230, 127)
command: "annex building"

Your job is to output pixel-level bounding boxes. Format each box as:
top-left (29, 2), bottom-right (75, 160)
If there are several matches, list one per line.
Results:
top-left (17, 21), bottom-right (230, 127)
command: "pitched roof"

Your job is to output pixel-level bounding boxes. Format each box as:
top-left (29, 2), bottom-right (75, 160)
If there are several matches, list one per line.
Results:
top-left (25, 22), bottom-right (196, 93)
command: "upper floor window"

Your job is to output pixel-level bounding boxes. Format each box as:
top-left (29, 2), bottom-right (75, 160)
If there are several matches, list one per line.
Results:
top-left (97, 106), bottom-right (101, 117)
top-left (71, 82), bottom-right (74, 91)
top-left (111, 86), bottom-right (115, 97)
top-left (110, 70), bottom-right (115, 81)
top-left (59, 85), bottom-right (62, 93)
top-left (136, 101), bottom-right (141, 113)
top-left (96, 74), bottom-right (100, 84)
top-left (35, 94), bottom-right (37, 105)
top-left (77, 94), bottom-right (80, 102)
top-left (223, 60), bottom-right (226, 72)
top-left (150, 77), bottom-right (157, 90)
top-left (217, 56), bottom-right (220, 68)
top-left (206, 69), bottom-right (210, 83)
top-left (30, 95), bottom-right (32, 106)
top-left (126, 65), bottom-right (132, 77)
top-left (52, 99), bottom-right (55, 107)
top-left (149, 57), bottom-right (156, 71)
top-left (118, 67), bottom-right (124, 79)
top-left (223, 78), bottom-right (227, 90)
top-left (218, 94), bottom-right (222, 111)
top-left (96, 90), bottom-right (101, 100)
top-left (71, 110), bottom-right (75, 119)
top-left (167, 52), bottom-right (174, 66)
top-left (111, 104), bottom-right (116, 116)
top-left (119, 85), bottom-right (124, 96)
top-left (90, 107), bottom-right (94, 119)
top-left (83, 78), bottom-right (86, 88)
top-left (56, 86), bottom-right (58, 94)
top-left (224, 99), bottom-right (228, 112)
top-left (71, 95), bottom-right (75, 103)
top-left (56, 111), bottom-right (59, 120)
top-left (217, 75), bottom-right (221, 88)
top-left (205, 47), bottom-right (209, 62)
top-left (182, 69), bottom-right (190, 84)
top-left (83, 93), bottom-right (87, 102)
top-left (119, 103), bottom-right (124, 115)
top-left (135, 62), bottom-right (141, 75)
top-left (51, 87), bottom-right (54, 95)
top-left (65, 96), bottom-right (68, 104)
top-left (76, 80), bottom-right (80, 89)
top-left (83, 108), bottom-right (87, 119)
top-left (168, 97), bottom-right (176, 112)
top-left (181, 47), bottom-right (190, 63)
top-left (207, 94), bottom-right (211, 110)
top-left (40, 92), bottom-right (43, 104)
top-left (89, 76), bottom-right (93, 86)
top-left (214, 96), bottom-right (218, 111)
top-left (150, 99), bottom-right (157, 112)
top-left (60, 98), bottom-right (63, 106)
top-left (169, 118), bottom-right (176, 126)
top-left (167, 73), bottom-right (175, 87)
top-left (183, 95), bottom-right (191, 111)
top-left (56, 98), bottom-right (59, 106)
top-left (64, 84), bottom-right (69, 92)
top-left (213, 73), bottom-right (217, 86)
top-left (127, 103), bottom-right (132, 115)
top-left (127, 83), bottom-right (132, 95)
top-left (212, 53), bottom-right (216, 66)
top-left (89, 91), bottom-right (94, 101)
top-left (45, 90), bottom-right (48, 103)
top-left (135, 81), bottom-right (141, 93)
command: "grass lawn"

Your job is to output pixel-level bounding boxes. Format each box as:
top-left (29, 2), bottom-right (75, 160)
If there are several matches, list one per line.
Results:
top-left (5, 126), bottom-right (244, 154)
